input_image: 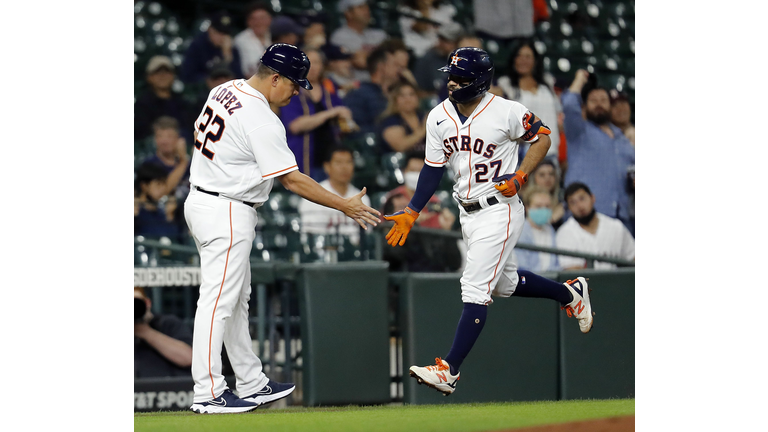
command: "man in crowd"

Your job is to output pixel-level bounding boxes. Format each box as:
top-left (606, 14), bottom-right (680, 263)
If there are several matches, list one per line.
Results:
top-left (180, 10), bottom-right (243, 87)
top-left (561, 69), bottom-right (635, 235)
top-left (298, 147), bottom-right (371, 246)
top-left (342, 46), bottom-right (402, 136)
top-left (233, 1), bottom-right (273, 78)
top-left (134, 55), bottom-right (194, 143)
top-left (555, 182), bottom-right (635, 270)
top-left (330, 0), bottom-right (387, 82)
top-left (134, 287), bottom-right (193, 378)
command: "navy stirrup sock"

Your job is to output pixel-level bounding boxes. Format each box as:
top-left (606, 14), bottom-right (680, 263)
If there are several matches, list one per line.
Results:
top-left (444, 303), bottom-right (487, 375)
top-left (512, 270), bottom-right (574, 305)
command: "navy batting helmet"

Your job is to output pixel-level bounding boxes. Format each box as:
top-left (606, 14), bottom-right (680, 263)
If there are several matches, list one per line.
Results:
top-left (438, 47), bottom-right (493, 103)
top-left (260, 43), bottom-right (313, 90)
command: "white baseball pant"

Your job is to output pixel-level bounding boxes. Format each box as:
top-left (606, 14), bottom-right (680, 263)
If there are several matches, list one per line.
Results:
top-left (458, 195), bottom-right (526, 305)
top-left (184, 189), bottom-right (269, 403)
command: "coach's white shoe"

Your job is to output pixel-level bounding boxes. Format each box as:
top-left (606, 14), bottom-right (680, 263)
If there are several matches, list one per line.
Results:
top-left (190, 389), bottom-right (258, 414)
top-left (409, 357), bottom-right (460, 396)
top-left (562, 277), bottom-right (594, 333)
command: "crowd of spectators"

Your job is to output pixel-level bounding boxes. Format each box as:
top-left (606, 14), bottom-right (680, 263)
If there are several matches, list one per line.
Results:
top-left (135, 0), bottom-right (636, 270)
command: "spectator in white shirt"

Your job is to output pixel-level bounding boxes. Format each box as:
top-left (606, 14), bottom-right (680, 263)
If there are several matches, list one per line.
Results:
top-left (556, 182), bottom-right (634, 270)
top-left (330, 0), bottom-right (388, 82)
top-left (233, 2), bottom-right (273, 78)
top-left (298, 147), bottom-right (371, 246)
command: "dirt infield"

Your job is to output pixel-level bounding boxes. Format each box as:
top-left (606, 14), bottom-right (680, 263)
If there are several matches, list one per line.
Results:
top-left (495, 415), bottom-right (635, 432)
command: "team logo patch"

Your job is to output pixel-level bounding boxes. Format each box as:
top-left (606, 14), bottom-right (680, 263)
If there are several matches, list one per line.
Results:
top-left (450, 55), bottom-right (461, 66)
top-left (522, 112), bottom-right (535, 130)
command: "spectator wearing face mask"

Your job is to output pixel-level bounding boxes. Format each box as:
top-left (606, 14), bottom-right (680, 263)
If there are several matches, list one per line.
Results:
top-left (516, 186), bottom-right (560, 273)
top-left (381, 151), bottom-right (453, 230)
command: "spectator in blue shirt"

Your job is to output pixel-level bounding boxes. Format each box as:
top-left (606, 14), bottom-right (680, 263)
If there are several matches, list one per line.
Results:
top-left (180, 11), bottom-right (243, 87)
top-left (561, 69), bottom-right (635, 236)
top-left (343, 45), bottom-right (402, 138)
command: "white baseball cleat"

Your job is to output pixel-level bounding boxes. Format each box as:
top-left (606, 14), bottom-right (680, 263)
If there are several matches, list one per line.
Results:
top-left (562, 277), bottom-right (594, 333)
top-left (409, 357), bottom-right (460, 396)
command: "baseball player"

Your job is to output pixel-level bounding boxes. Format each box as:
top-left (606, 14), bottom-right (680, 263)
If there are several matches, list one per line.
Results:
top-left (384, 47), bottom-right (594, 396)
top-left (184, 43), bottom-right (381, 414)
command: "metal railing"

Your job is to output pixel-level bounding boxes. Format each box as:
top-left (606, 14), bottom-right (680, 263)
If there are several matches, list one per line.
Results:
top-left (135, 224), bottom-right (634, 269)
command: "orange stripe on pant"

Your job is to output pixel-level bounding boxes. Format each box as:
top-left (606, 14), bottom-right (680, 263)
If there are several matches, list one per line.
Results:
top-left (208, 202), bottom-right (233, 399)
top-left (487, 204), bottom-right (512, 295)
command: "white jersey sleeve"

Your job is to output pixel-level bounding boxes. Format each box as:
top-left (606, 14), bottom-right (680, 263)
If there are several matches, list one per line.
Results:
top-left (246, 123), bottom-right (299, 179)
top-left (424, 110), bottom-right (448, 167)
top-left (507, 102), bottom-right (534, 142)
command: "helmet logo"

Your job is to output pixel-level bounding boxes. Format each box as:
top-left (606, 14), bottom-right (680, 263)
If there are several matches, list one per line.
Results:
top-left (450, 55), bottom-right (461, 66)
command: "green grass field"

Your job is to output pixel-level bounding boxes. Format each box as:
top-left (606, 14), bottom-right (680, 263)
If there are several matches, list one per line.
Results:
top-left (134, 398), bottom-right (634, 432)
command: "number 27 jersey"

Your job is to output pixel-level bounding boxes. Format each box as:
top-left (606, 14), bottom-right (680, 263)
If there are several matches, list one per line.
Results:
top-left (424, 93), bottom-right (546, 201)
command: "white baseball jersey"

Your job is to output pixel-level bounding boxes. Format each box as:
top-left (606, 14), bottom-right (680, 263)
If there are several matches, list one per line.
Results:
top-left (189, 79), bottom-right (299, 203)
top-left (424, 93), bottom-right (548, 305)
top-left (424, 93), bottom-right (541, 202)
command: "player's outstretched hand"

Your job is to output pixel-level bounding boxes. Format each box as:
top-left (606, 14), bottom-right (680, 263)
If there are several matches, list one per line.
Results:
top-left (343, 187), bottom-right (382, 230)
top-left (493, 170), bottom-right (528, 197)
top-left (382, 207), bottom-right (420, 246)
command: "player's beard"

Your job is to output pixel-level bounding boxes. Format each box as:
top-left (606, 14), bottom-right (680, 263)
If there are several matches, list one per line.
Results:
top-left (573, 208), bottom-right (596, 226)
top-left (586, 109), bottom-right (611, 125)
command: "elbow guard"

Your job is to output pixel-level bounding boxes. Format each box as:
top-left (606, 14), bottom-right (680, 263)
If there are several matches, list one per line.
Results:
top-left (521, 112), bottom-right (551, 142)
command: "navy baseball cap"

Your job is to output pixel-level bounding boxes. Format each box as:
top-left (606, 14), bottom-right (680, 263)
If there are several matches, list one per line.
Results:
top-left (209, 11), bottom-right (234, 35)
top-left (270, 15), bottom-right (305, 38)
top-left (322, 44), bottom-right (352, 61)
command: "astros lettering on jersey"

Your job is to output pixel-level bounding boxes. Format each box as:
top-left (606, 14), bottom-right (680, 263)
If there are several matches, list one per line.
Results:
top-left (424, 92), bottom-right (548, 202)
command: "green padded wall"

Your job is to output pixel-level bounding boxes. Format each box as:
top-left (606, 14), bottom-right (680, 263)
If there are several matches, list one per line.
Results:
top-left (399, 273), bottom-right (559, 404)
top-left (558, 269), bottom-right (635, 399)
top-left (297, 262), bottom-right (391, 406)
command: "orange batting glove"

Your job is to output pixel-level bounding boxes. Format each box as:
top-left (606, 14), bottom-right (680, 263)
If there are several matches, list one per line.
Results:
top-left (493, 171), bottom-right (528, 197)
top-left (383, 206), bottom-right (420, 246)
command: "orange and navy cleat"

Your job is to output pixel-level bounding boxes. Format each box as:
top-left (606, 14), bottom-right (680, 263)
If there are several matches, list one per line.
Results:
top-left (409, 357), bottom-right (460, 396)
top-left (561, 277), bottom-right (594, 333)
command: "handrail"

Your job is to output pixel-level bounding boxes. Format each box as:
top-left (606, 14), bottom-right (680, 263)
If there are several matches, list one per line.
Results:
top-left (404, 226), bottom-right (635, 267)
top-left (135, 223), bottom-right (635, 268)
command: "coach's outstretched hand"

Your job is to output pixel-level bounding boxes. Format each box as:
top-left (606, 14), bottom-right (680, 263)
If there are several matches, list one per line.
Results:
top-left (343, 187), bottom-right (382, 230)
top-left (383, 207), bottom-right (420, 246)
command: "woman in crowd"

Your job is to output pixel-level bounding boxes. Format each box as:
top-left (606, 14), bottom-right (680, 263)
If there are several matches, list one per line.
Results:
top-left (496, 40), bottom-right (563, 164)
top-left (516, 186), bottom-right (561, 273)
top-left (525, 159), bottom-right (566, 230)
top-left (378, 80), bottom-right (427, 154)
